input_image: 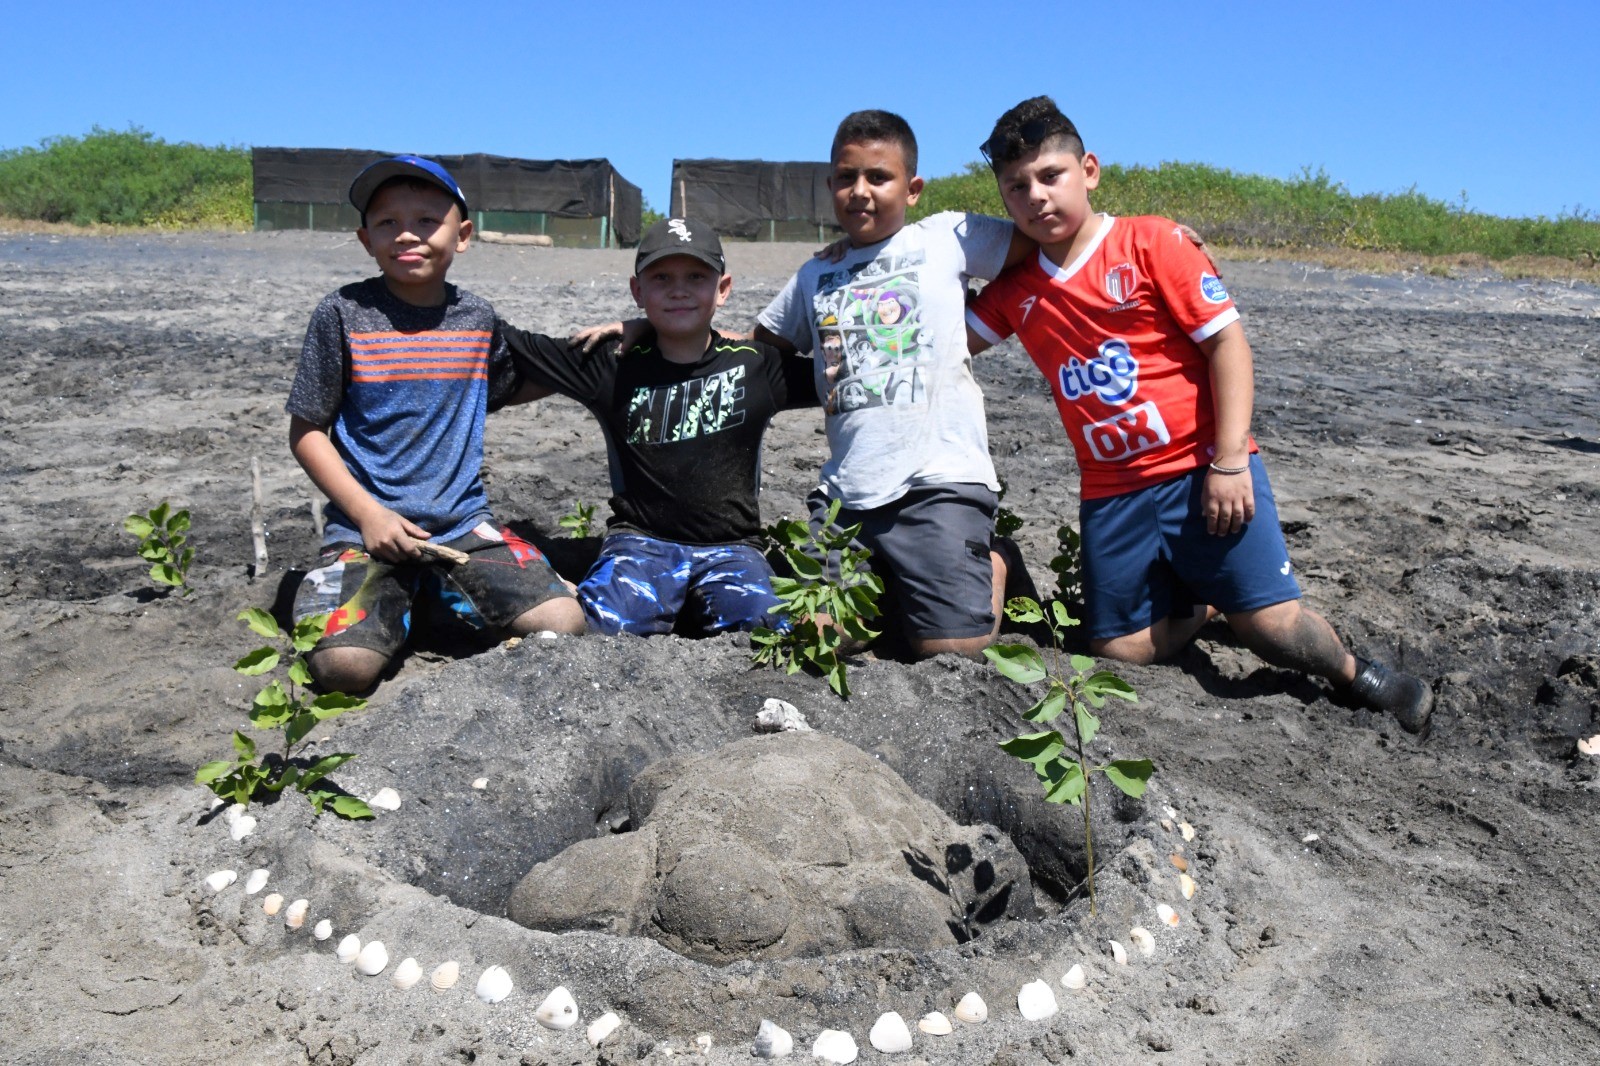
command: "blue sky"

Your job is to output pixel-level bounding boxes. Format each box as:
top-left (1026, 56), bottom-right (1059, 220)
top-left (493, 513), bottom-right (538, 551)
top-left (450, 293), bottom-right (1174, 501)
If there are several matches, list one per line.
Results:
top-left (4, 2), bottom-right (1594, 221)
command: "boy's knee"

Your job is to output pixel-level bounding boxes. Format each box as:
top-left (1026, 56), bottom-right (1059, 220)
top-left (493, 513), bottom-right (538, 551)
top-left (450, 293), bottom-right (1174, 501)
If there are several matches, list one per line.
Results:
top-left (305, 646), bottom-right (388, 694)
top-left (511, 596), bottom-right (587, 636)
top-left (910, 633), bottom-right (994, 660)
top-left (1091, 633), bottom-right (1159, 665)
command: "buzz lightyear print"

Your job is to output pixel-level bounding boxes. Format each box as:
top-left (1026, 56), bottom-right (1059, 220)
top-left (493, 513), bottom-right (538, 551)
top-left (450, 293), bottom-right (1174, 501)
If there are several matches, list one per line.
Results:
top-left (812, 251), bottom-right (930, 413)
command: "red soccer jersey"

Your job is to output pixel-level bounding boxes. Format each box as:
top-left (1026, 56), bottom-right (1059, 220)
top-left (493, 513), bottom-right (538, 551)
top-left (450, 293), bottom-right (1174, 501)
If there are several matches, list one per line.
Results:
top-left (967, 214), bottom-right (1250, 499)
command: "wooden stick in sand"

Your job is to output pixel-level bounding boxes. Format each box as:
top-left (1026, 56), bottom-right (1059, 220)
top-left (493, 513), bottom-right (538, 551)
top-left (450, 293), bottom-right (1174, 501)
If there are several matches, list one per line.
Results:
top-left (250, 456), bottom-right (269, 578)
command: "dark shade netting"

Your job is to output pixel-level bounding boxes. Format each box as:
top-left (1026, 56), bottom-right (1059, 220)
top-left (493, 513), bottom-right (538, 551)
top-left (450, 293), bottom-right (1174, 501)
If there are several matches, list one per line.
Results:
top-left (252, 148), bottom-right (642, 245)
top-left (669, 159), bottom-right (833, 239)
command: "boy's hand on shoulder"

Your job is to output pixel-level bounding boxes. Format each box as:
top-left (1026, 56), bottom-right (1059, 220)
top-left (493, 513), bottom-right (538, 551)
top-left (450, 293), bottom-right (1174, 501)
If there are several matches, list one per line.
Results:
top-left (1201, 464), bottom-right (1255, 536)
top-left (1178, 223), bottom-right (1220, 277)
top-left (358, 506), bottom-right (432, 562)
top-left (813, 236), bottom-right (852, 263)
top-left (571, 318), bottom-right (651, 355)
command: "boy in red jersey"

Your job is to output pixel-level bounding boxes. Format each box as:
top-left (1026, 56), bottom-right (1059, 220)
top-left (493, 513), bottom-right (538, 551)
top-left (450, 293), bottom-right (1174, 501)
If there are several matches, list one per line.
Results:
top-left (964, 97), bottom-right (1431, 736)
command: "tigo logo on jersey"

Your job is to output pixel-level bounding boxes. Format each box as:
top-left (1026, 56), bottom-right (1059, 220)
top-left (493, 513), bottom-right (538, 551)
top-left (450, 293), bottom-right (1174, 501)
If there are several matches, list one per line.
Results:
top-left (1105, 262), bottom-right (1137, 304)
top-left (1200, 273), bottom-right (1229, 304)
top-left (1081, 401), bottom-right (1171, 463)
top-left (1058, 338), bottom-right (1139, 405)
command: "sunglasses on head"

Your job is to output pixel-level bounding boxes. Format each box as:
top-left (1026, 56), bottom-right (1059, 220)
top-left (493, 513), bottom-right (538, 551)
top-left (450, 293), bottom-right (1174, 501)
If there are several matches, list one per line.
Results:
top-left (979, 119), bottom-right (1060, 166)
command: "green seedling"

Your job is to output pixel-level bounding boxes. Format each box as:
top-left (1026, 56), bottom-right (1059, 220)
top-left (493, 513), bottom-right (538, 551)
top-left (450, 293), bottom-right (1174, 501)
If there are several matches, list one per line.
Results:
top-left (995, 476), bottom-right (1024, 539)
top-left (123, 500), bottom-right (194, 595)
top-left (1048, 523), bottom-right (1083, 604)
top-left (558, 499), bottom-right (597, 539)
top-left (985, 595), bottom-right (1153, 915)
top-left (195, 609), bottom-right (372, 819)
top-left (751, 499), bottom-right (884, 698)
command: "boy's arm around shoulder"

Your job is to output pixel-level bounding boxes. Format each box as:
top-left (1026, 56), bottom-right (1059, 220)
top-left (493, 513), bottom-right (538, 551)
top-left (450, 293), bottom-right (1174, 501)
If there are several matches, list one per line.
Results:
top-left (288, 416), bottom-right (430, 561)
top-left (497, 317), bottom-right (605, 402)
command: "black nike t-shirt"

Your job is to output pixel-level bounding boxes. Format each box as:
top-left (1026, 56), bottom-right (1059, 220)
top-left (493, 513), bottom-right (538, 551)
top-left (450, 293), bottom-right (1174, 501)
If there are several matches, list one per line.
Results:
top-left (503, 327), bottom-right (819, 545)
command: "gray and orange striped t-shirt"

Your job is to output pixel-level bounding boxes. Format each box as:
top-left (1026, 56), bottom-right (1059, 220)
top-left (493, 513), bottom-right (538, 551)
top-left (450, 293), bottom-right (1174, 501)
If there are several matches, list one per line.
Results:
top-left (286, 278), bottom-right (522, 546)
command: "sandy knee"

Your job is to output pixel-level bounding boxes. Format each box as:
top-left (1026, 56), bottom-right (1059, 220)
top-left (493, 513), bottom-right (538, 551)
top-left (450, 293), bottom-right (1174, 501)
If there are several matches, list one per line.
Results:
top-left (306, 646), bottom-right (387, 693)
top-left (511, 596), bottom-right (587, 636)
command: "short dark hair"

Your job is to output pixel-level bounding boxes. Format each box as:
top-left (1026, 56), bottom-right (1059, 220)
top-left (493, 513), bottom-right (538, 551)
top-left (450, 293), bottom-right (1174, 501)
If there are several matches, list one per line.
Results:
top-left (981, 96), bottom-right (1085, 172)
top-left (831, 109), bottom-right (918, 176)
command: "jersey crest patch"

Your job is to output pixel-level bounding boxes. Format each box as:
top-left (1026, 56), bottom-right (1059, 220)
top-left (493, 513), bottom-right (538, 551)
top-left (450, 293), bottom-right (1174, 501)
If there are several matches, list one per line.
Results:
top-left (1200, 273), bottom-right (1230, 304)
top-left (1105, 262), bottom-right (1137, 304)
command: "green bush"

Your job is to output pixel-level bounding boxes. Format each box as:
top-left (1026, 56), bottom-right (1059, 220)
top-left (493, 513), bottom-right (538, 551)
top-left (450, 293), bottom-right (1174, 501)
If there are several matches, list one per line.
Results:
top-left (0, 126), bottom-right (250, 227)
top-left (912, 159), bottom-right (1600, 262)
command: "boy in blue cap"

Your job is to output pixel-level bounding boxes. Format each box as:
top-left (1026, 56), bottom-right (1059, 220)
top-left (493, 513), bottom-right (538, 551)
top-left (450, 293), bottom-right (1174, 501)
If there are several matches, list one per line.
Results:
top-left (287, 155), bottom-right (584, 693)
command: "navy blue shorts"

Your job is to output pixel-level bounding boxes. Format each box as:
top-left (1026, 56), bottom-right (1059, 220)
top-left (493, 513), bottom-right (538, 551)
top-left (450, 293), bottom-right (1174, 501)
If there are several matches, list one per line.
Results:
top-left (578, 532), bottom-right (783, 636)
top-left (1079, 454), bottom-right (1301, 640)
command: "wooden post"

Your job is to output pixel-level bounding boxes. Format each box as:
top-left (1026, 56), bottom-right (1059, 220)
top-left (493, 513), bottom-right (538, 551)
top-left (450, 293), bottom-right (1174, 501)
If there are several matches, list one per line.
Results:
top-left (250, 457), bottom-right (269, 578)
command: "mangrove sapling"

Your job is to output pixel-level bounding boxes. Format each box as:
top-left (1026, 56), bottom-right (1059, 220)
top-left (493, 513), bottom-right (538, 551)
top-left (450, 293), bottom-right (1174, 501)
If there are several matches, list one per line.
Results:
top-left (984, 596), bottom-right (1153, 914)
top-left (195, 608), bottom-right (372, 819)
top-left (1049, 524), bottom-right (1084, 605)
top-left (558, 499), bottom-right (597, 538)
top-left (750, 499), bottom-right (884, 698)
top-left (122, 500), bottom-right (194, 595)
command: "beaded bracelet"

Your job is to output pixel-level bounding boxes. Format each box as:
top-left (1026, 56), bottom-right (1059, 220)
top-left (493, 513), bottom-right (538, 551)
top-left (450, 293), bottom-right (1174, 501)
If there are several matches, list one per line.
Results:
top-left (1208, 461), bottom-right (1250, 475)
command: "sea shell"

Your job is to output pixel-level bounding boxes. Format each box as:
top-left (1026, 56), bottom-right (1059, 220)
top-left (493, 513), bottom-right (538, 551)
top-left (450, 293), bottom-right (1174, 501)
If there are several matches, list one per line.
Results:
top-left (953, 991), bottom-right (988, 1024)
top-left (1158, 903), bottom-right (1180, 927)
top-left (261, 893), bottom-right (284, 916)
top-left (355, 940), bottom-right (389, 976)
top-left (224, 803), bottom-right (245, 824)
top-left (1180, 873), bottom-right (1197, 900)
top-left (1162, 804), bottom-right (1179, 820)
top-left (534, 985), bottom-right (578, 1029)
top-left (229, 815), bottom-right (258, 841)
top-left (917, 1012), bottom-right (952, 1036)
top-left (1302, 832), bottom-right (1320, 843)
top-left (313, 919), bottom-right (333, 941)
top-left (471, 777), bottom-right (489, 790)
top-left (1017, 980), bottom-right (1058, 1021)
top-left (1109, 940), bottom-right (1128, 966)
top-left (695, 1033), bottom-right (713, 1053)
top-left (755, 697), bottom-right (812, 733)
top-left (284, 898), bottom-right (309, 930)
top-left (204, 870), bottom-right (237, 893)
top-left (1169, 854), bottom-right (1189, 872)
top-left (811, 1029), bottom-right (858, 1064)
top-left (1130, 927), bottom-right (1156, 957)
top-left (430, 960), bottom-right (460, 991)
top-left (869, 1011), bottom-right (912, 1053)
top-left (244, 868), bottom-right (270, 895)
top-left (1578, 734), bottom-right (1600, 756)
top-left (392, 957), bottom-right (422, 990)
top-left (475, 965), bottom-right (513, 1004)
top-left (1179, 821), bottom-right (1196, 841)
top-left (368, 787), bottom-right (401, 812)
top-left (335, 934), bottom-right (362, 964)
top-left (753, 1018), bottom-right (793, 1058)
top-left (586, 1012), bottom-right (620, 1047)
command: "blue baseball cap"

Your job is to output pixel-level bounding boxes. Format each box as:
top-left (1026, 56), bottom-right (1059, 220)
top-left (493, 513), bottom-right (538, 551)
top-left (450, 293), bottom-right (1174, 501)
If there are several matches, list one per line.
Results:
top-left (348, 154), bottom-right (469, 216)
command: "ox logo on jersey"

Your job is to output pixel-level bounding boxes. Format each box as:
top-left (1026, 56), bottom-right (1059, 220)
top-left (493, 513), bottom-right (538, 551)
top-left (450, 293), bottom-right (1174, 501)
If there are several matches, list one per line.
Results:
top-left (1058, 338), bottom-right (1139, 406)
top-left (1200, 272), bottom-right (1230, 304)
top-left (1019, 295), bottom-right (1037, 322)
top-left (1105, 262), bottom-right (1137, 304)
top-left (1082, 400), bottom-right (1172, 463)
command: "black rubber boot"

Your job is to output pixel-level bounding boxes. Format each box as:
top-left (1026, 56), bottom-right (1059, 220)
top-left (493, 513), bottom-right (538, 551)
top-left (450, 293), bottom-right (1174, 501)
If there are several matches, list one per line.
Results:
top-left (1349, 658), bottom-right (1433, 738)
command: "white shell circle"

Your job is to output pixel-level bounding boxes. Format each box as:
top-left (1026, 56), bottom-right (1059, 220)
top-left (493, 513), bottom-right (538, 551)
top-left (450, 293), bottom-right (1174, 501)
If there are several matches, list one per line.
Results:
top-left (355, 940), bottom-right (389, 976)
top-left (869, 1011), bottom-right (912, 1053)
top-left (917, 1011), bottom-right (953, 1036)
top-left (368, 787), bottom-right (401, 811)
top-left (1017, 979), bottom-right (1058, 1021)
top-left (229, 815), bottom-right (257, 841)
top-left (335, 934), bottom-right (362, 964)
top-left (283, 898), bottom-right (309, 930)
top-left (1109, 940), bottom-right (1128, 966)
top-left (1061, 964), bottom-right (1087, 990)
top-left (244, 868), bottom-right (270, 895)
top-left (392, 957), bottom-right (422, 990)
top-left (430, 960), bottom-right (460, 991)
top-left (811, 1029), bottom-right (858, 1064)
top-left (1180, 872), bottom-right (1197, 899)
top-left (753, 1018), bottom-right (793, 1058)
top-left (1179, 821), bottom-right (1196, 841)
top-left (312, 919), bottom-right (333, 941)
top-left (475, 965), bottom-right (513, 1004)
top-left (472, 777), bottom-right (489, 790)
top-left (586, 1011), bottom-right (620, 1047)
top-left (1158, 903), bottom-right (1180, 927)
top-left (953, 991), bottom-right (988, 1024)
top-left (261, 893), bottom-right (284, 916)
top-left (204, 870), bottom-right (237, 893)
top-left (534, 985), bottom-right (579, 1029)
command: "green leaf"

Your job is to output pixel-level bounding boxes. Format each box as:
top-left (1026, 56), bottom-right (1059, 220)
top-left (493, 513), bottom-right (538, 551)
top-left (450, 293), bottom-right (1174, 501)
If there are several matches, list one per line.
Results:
top-left (233, 647), bottom-right (280, 675)
top-left (789, 552), bottom-right (824, 581)
top-left (304, 789), bottom-right (329, 814)
top-left (137, 541), bottom-right (168, 562)
top-left (238, 607), bottom-right (280, 640)
top-left (310, 692), bottom-right (366, 720)
top-left (149, 501), bottom-right (170, 527)
top-left (252, 680), bottom-right (289, 708)
top-left (298, 752), bottom-right (356, 789)
top-left (1041, 760), bottom-right (1087, 804)
top-left (984, 643), bottom-right (1047, 685)
top-left (1002, 597), bottom-right (1044, 624)
top-left (1075, 704), bottom-right (1101, 746)
top-left (195, 760), bottom-right (235, 785)
top-left (1084, 670), bottom-right (1139, 703)
top-left (1069, 654), bottom-right (1096, 674)
top-left (999, 730), bottom-right (1066, 768)
top-left (1104, 758), bottom-right (1155, 798)
top-left (123, 514), bottom-right (155, 537)
top-left (291, 614), bottom-right (330, 652)
top-left (150, 563), bottom-right (183, 587)
top-left (166, 509), bottom-right (191, 534)
top-left (284, 712), bottom-right (318, 750)
top-left (231, 731), bottom-right (256, 759)
top-left (262, 766), bottom-right (299, 792)
top-left (287, 658), bottom-right (314, 687)
top-left (1021, 684), bottom-right (1068, 723)
top-left (1050, 599), bottom-right (1078, 630)
top-left (995, 509), bottom-right (1023, 538)
top-left (328, 795), bottom-right (375, 820)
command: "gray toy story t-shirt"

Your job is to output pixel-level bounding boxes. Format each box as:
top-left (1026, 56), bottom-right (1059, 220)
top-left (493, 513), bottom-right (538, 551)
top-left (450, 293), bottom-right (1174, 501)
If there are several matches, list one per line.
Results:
top-left (757, 211), bottom-right (1012, 509)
